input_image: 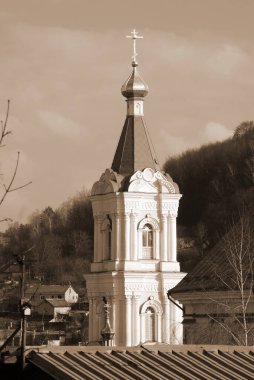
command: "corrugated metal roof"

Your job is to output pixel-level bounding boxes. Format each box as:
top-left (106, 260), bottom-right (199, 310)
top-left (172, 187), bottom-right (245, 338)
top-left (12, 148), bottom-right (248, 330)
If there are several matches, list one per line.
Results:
top-left (28, 345), bottom-right (254, 380)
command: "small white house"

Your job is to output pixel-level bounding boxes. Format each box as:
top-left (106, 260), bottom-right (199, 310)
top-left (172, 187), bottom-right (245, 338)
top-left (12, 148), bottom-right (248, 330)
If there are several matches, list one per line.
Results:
top-left (36, 299), bottom-right (72, 321)
top-left (25, 284), bottom-right (78, 315)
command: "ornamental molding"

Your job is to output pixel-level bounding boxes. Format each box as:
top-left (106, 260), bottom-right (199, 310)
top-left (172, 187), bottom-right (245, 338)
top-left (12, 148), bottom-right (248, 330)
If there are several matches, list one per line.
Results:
top-left (91, 168), bottom-right (180, 196)
top-left (124, 199), bottom-right (179, 213)
top-left (91, 169), bottom-right (123, 195)
top-left (125, 283), bottom-right (159, 292)
top-left (137, 216), bottom-right (159, 230)
top-left (128, 168), bottom-right (179, 194)
top-left (140, 298), bottom-right (163, 315)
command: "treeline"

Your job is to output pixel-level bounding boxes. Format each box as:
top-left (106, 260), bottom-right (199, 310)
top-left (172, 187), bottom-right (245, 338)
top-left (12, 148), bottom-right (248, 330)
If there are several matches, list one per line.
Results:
top-left (164, 121), bottom-right (254, 251)
top-left (1, 122), bottom-right (254, 282)
top-left (0, 190), bottom-right (93, 285)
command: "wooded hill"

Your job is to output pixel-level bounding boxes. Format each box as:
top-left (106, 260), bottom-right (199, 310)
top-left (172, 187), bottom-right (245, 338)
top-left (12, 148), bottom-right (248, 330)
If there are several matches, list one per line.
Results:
top-left (164, 121), bottom-right (254, 256)
top-left (0, 191), bottom-right (93, 286)
top-left (1, 122), bottom-right (254, 284)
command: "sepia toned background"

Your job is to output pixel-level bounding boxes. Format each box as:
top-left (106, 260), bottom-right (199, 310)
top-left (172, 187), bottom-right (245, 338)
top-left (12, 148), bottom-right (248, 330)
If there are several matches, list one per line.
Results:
top-left (0, 0), bottom-right (254, 226)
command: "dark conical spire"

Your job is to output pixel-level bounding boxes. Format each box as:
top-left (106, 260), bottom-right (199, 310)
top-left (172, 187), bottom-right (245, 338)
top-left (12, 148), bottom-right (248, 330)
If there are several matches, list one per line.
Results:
top-left (111, 30), bottom-right (160, 176)
top-left (111, 115), bottom-right (160, 175)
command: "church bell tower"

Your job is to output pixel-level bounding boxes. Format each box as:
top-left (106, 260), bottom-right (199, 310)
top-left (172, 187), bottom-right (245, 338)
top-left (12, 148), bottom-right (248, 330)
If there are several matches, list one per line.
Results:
top-left (85, 30), bottom-right (185, 346)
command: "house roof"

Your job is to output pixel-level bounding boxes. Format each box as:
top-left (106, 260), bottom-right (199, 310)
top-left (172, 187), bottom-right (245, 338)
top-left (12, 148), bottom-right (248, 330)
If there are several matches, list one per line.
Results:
top-left (45, 299), bottom-right (71, 308)
top-left (170, 210), bottom-right (254, 296)
top-left (27, 345), bottom-right (254, 380)
top-left (26, 285), bottom-right (74, 295)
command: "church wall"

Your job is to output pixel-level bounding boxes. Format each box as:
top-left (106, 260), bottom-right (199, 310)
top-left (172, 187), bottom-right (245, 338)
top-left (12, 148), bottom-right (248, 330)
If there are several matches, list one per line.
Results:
top-left (90, 191), bottom-right (181, 269)
top-left (84, 187), bottom-right (186, 345)
top-left (175, 291), bottom-right (254, 345)
top-left (85, 269), bottom-right (185, 345)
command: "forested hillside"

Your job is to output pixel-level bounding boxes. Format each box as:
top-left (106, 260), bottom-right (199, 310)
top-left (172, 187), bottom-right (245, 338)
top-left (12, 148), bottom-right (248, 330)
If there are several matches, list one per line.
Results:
top-left (164, 121), bottom-right (254, 252)
top-left (0, 191), bottom-right (93, 285)
top-left (1, 122), bottom-right (254, 284)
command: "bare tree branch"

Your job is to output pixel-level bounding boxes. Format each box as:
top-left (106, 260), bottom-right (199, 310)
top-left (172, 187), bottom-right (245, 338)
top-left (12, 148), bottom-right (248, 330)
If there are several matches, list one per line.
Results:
top-left (0, 99), bottom-right (11, 147)
top-left (0, 100), bottom-right (32, 221)
top-left (0, 151), bottom-right (32, 208)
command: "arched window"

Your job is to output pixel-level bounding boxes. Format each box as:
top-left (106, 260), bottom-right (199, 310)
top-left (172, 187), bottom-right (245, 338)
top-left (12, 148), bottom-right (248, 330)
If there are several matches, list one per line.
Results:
top-left (142, 223), bottom-right (153, 259)
top-left (138, 217), bottom-right (159, 260)
top-left (140, 298), bottom-right (163, 344)
top-left (145, 306), bottom-right (155, 342)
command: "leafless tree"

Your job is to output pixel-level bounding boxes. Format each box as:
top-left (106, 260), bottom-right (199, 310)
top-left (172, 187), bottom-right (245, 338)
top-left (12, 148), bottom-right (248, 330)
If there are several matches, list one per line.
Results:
top-left (0, 100), bottom-right (31, 221)
top-left (206, 211), bottom-right (254, 346)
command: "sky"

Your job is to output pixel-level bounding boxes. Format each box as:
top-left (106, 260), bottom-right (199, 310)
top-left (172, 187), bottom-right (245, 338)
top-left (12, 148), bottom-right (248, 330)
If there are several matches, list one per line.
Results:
top-left (0, 0), bottom-right (254, 227)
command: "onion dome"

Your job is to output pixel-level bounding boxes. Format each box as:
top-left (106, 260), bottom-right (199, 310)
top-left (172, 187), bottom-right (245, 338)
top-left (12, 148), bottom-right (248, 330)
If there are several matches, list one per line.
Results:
top-left (121, 62), bottom-right (149, 99)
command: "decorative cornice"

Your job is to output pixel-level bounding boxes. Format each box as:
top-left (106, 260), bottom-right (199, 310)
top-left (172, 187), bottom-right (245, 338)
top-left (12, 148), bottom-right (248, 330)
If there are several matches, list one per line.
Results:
top-left (91, 169), bottom-right (124, 196)
top-left (125, 283), bottom-right (159, 292)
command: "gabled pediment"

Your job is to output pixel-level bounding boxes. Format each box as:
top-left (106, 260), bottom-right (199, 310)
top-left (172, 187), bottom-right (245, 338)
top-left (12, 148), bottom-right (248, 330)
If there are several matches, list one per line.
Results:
top-left (128, 168), bottom-right (179, 194)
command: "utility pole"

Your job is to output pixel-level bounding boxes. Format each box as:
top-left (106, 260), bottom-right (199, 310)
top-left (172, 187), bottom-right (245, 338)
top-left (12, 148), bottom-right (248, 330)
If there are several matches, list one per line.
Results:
top-left (17, 254), bottom-right (31, 370)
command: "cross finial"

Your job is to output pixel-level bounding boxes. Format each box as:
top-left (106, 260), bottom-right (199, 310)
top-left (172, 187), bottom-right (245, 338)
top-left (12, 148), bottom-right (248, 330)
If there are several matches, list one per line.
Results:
top-left (126, 29), bottom-right (143, 66)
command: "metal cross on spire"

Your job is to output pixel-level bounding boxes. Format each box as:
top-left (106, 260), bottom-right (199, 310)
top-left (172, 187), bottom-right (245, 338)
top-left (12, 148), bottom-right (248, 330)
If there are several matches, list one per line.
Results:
top-left (126, 29), bottom-right (143, 66)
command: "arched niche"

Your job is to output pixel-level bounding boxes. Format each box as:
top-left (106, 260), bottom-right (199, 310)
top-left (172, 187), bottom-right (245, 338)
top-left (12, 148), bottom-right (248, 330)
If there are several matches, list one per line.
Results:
top-left (101, 216), bottom-right (112, 261)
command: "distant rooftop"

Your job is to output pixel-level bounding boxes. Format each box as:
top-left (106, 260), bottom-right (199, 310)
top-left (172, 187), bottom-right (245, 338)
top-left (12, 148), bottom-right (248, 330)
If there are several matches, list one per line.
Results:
top-left (45, 299), bottom-right (71, 308)
top-left (26, 284), bottom-right (74, 295)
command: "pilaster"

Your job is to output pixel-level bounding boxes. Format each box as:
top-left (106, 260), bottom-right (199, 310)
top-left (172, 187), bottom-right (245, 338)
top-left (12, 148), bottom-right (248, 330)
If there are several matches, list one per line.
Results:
top-left (124, 213), bottom-right (131, 261)
top-left (111, 214), bottom-right (117, 260)
top-left (168, 212), bottom-right (177, 262)
top-left (132, 294), bottom-right (140, 345)
top-left (131, 212), bottom-right (138, 260)
top-left (162, 296), bottom-right (170, 343)
top-left (125, 295), bottom-right (132, 346)
top-left (161, 214), bottom-right (168, 261)
top-left (110, 295), bottom-right (116, 345)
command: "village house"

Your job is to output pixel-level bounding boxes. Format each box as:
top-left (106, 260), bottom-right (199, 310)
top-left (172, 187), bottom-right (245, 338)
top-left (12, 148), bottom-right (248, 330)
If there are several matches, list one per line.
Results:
top-left (35, 299), bottom-right (72, 321)
top-left (25, 284), bottom-right (78, 316)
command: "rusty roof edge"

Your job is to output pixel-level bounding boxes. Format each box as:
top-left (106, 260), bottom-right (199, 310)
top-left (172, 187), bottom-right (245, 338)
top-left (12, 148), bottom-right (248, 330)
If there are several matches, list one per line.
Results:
top-left (26, 344), bottom-right (254, 357)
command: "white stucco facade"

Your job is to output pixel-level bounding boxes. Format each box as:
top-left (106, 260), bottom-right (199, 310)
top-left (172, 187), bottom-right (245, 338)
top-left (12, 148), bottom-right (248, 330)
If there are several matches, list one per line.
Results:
top-left (84, 41), bottom-right (186, 346)
top-left (85, 168), bottom-right (186, 346)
